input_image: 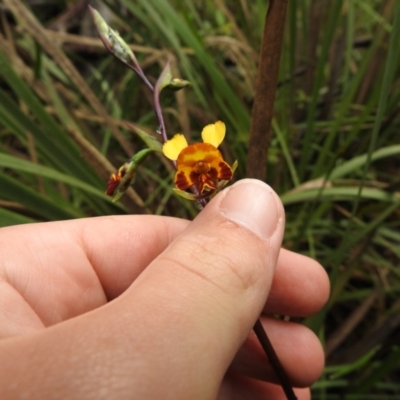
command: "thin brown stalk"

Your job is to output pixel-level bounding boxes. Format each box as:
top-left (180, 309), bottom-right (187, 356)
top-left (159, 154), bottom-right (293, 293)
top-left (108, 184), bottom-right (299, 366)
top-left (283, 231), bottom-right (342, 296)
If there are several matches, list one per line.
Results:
top-left (245, 0), bottom-right (288, 181)
top-left (246, 2), bottom-right (295, 398)
top-left (253, 319), bottom-right (297, 400)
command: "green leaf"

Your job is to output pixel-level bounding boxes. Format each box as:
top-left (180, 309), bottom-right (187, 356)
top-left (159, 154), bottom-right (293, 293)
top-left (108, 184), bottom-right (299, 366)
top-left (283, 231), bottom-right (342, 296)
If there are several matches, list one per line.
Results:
top-left (0, 208), bottom-right (36, 226)
top-left (0, 171), bottom-right (83, 220)
top-left (0, 153), bottom-right (110, 200)
top-left (125, 123), bottom-right (163, 152)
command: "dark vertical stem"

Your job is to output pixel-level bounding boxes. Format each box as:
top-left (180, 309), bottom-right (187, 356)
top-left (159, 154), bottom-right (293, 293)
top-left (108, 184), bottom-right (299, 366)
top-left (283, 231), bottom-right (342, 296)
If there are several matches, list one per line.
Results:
top-left (246, 2), bottom-right (295, 399)
top-left (253, 319), bottom-right (297, 400)
top-left (246, 0), bottom-right (288, 181)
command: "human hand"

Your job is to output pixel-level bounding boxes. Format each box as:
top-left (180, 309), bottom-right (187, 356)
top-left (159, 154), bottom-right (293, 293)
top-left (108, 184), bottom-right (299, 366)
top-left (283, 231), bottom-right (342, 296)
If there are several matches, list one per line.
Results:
top-left (0, 179), bottom-right (329, 399)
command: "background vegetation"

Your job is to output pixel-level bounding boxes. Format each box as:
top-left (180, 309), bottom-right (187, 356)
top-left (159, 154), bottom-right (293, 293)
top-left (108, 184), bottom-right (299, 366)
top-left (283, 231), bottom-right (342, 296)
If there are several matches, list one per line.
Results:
top-left (1, 0), bottom-right (399, 398)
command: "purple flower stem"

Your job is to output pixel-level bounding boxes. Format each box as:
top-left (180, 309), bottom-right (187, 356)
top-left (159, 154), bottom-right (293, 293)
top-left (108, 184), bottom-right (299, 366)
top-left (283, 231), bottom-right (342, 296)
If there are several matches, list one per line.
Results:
top-left (152, 89), bottom-right (168, 144)
top-left (95, 12), bottom-right (295, 398)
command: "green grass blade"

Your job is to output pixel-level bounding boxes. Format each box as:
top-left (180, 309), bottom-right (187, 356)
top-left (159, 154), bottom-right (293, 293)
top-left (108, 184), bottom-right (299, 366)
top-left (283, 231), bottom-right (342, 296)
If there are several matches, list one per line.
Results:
top-left (0, 208), bottom-right (36, 226)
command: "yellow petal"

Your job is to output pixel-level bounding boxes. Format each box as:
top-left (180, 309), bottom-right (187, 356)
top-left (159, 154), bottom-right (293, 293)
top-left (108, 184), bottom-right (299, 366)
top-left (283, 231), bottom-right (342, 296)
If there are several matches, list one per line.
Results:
top-left (162, 134), bottom-right (188, 160)
top-left (201, 121), bottom-right (225, 147)
top-left (177, 143), bottom-right (221, 166)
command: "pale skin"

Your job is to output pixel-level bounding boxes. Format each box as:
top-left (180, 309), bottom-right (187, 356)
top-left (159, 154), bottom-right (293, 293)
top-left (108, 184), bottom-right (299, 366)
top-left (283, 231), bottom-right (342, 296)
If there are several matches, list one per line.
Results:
top-left (0, 179), bottom-right (329, 399)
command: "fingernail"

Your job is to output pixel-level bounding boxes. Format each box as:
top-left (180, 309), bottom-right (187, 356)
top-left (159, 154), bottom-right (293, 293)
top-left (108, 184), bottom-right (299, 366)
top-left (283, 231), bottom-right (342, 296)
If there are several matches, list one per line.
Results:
top-left (219, 179), bottom-right (281, 240)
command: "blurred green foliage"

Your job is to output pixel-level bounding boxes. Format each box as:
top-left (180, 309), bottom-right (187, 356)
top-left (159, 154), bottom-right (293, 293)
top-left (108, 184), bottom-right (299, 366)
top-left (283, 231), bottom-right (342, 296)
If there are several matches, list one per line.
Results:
top-left (0, 0), bottom-right (399, 398)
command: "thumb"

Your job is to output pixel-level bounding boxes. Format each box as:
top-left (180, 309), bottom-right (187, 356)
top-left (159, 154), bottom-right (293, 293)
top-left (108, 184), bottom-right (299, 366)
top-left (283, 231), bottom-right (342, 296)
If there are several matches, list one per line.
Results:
top-left (1, 179), bottom-right (285, 400)
top-left (116, 178), bottom-right (285, 398)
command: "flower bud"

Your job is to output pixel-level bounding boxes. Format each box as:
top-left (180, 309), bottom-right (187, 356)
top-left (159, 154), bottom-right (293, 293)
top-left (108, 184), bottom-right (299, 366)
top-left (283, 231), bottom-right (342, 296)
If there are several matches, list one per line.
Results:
top-left (105, 149), bottom-right (152, 201)
top-left (89, 6), bottom-right (135, 63)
